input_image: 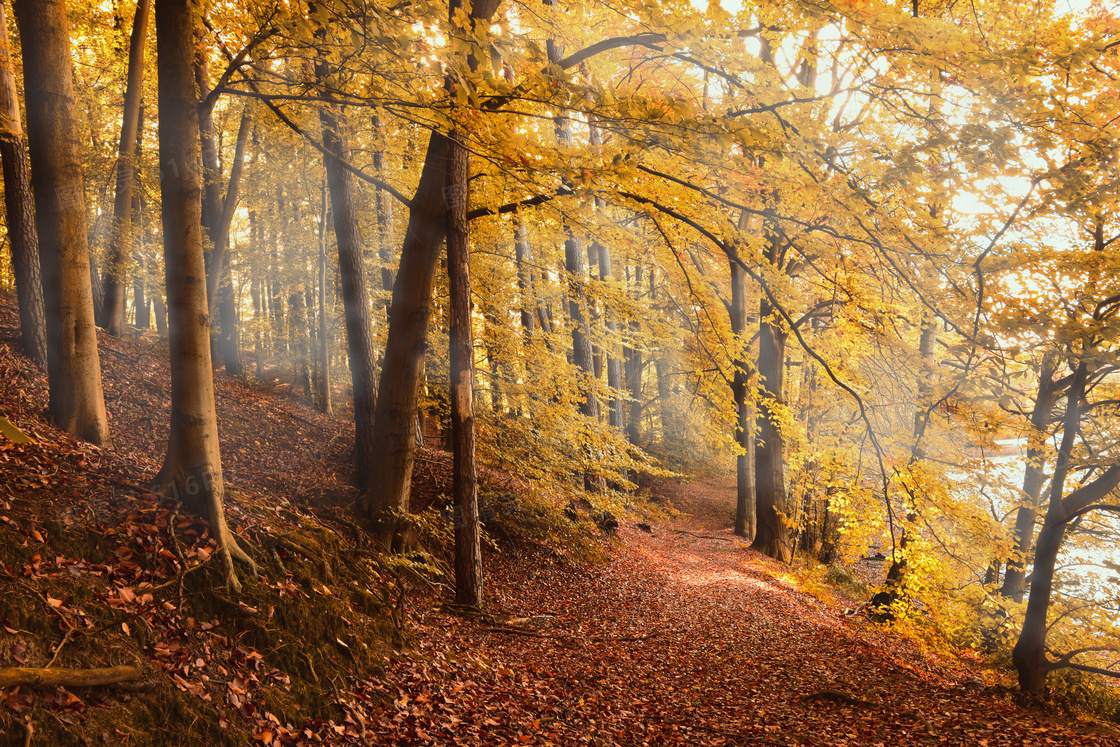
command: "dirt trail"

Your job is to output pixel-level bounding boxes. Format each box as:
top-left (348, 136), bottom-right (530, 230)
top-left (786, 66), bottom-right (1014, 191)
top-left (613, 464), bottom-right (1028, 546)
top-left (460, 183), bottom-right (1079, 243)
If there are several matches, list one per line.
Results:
top-left (367, 500), bottom-right (1117, 746)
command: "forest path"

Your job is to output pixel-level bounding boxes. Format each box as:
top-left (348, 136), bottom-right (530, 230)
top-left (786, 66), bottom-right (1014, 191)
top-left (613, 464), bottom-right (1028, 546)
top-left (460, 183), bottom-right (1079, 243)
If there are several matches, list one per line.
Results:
top-left (365, 491), bottom-right (1117, 746)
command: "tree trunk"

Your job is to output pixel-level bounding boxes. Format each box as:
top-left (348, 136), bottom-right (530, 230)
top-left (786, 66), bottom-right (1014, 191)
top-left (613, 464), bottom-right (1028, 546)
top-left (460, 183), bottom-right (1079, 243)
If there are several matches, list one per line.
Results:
top-left (13, 0), bottom-right (111, 446)
top-left (100, 0), bottom-right (150, 337)
top-left (446, 77), bottom-right (482, 608)
top-left (318, 95), bottom-right (378, 493)
top-left (366, 0), bottom-right (502, 549)
top-left (513, 219), bottom-right (537, 334)
top-left (288, 288), bottom-right (311, 398)
top-left (316, 179), bottom-right (332, 414)
top-left (373, 114), bottom-right (395, 303)
top-left (730, 260), bottom-right (756, 540)
top-left (624, 263), bottom-right (644, 447)
top-left (751, 294), bottom-right (790, 561)
top-left (595, 232), bottom-right (623, 428)
top-left (0, 2), bottom-right (46, 367)
top-left (153, 290), bottom-right (167, 334)
top-left (152, 0), bottom-right (254, 590)
top-left (1013, 361), bottom-right (1088, 692)
top-left (1001, 353), bottom-right (1062, 602)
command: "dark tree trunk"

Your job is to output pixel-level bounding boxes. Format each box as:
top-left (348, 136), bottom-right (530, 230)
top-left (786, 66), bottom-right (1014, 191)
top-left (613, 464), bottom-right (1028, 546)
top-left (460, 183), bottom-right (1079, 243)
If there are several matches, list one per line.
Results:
top-left (288, 289), bottom-right (311, 397)
top-left (730, 260), bottom-right (755, 540)
top-left (751, 295), bottom-right (790, 561)
top-left (13, 0), bottom-right (111, 446)
top-left (367, 0), bottom-right (503, 549)
top-left (624, 263), bottom-right (644, 447)
top-left (1001, 353), bottom-right (1062, 601)
top-left (316, 180), bottom-right (332, 414)
top-left (100, 0), bottom-right (150, 336)
top-left (513, 219), bottom-right (537, 334)
top-left (152, 0), bottom-right (254, 590)
top-left (1012, 362), bottom-right (1120, 692)
top-left (446, 70), bottom-right (482, 608)
top-left (0, 3), bottom-right (46, 367)
top-left (318, 92), bottom-right (378, 495)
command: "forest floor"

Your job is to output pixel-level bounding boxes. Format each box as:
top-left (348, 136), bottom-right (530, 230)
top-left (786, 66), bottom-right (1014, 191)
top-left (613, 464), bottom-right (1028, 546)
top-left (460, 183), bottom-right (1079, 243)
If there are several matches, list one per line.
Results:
top-left (0, 297), bottom-right (1117, 745)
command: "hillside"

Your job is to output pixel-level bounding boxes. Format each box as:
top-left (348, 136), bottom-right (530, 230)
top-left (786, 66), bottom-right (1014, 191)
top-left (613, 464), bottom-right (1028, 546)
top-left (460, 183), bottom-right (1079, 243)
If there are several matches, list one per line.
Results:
top-left (0, 298), bottom-right (1117, 746)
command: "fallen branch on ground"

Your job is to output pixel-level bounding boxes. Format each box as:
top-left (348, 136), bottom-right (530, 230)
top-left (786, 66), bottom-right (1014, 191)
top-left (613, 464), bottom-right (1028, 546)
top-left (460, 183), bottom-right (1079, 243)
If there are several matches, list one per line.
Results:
top-left (0, 665), bottom-right (143, 688)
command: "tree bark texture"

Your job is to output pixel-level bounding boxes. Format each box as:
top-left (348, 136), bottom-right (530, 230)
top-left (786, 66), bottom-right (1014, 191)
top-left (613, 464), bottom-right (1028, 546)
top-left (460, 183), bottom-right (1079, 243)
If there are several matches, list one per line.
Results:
top-left (153, 0), bottom-right (255, 590)
top-left (447, 119), bottom-right (482, 608)
top-left (316, 180), bottom-right (332, 414)
top-left (1001, 353), bottom-right (1062, 602)
top-left (318, 102), bottom-right (379, 494)
top-left (751, 295), bottom-right (790, 562)
top-left (0, 2), bottom-right (46, 367)
top-left (100, 0), bottom-right (150, 336)
top-left (730, 260), bottom-right (756, 540)
top-left (13, 0), bottom-right (111, 446)
top-left (366, 0), bottom-right (502, 550)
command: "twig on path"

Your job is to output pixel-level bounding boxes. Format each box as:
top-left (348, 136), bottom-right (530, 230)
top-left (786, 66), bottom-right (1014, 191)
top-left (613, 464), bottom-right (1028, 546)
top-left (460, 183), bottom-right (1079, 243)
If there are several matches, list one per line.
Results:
top-left (671, 529), bottom-right (734, 542)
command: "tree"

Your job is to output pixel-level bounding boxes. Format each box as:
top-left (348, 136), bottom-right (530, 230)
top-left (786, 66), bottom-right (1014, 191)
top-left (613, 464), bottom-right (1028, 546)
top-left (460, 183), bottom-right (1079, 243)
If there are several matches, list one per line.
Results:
top-left (365, 0), bottom-right (502, 550)
top-left (446, 0), bottom-right (482, 606)
top-left (100, 0), bottom-right (151, 337)
top-left (152, 0), bottom-right (255, 590)
top-left (13, 0), bottom-right (111, 446)
top-left (0, 1), bottom-right (45, 367)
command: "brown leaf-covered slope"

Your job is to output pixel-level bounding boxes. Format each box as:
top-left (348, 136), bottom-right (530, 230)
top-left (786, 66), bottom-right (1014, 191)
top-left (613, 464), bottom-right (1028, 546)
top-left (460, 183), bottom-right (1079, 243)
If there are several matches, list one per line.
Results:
top-left (0, 296), bottom-right (1116, 745)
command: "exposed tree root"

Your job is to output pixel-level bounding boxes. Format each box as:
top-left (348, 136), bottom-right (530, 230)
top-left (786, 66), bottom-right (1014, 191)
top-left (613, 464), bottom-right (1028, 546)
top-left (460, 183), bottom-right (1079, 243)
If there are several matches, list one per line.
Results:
top-left (0, 665), bottom-right (143, 688)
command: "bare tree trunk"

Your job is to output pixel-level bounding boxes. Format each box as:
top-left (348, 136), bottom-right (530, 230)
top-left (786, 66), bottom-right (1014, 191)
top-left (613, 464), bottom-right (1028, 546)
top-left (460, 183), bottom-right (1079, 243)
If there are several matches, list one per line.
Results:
top-left (751, 293), bottom-right (790, 562)
top-left (366, 0), bottom-right (502, 549)
top-left (730, 260), bottom-right (756, 540)
top-left (316, 179), bottom-right (332, 414)
top-left (13, 0), bottom-right (111, 446)
top-left (1001, 353), bottom-right (1062, 601)
top-left (288, 288), bottom-right (311, 398)
top-left (0, 2), bottom-right (46, 367)
top-left (624, 263), bottom-right (643, 447)
top-left (513, 219), bottom-right (536, 334)
top-left (373, 114), bottom-right (395, 301)
top-left (152, 0), bottom-right (254, 590)
top-left (100, 0), bottom-right (150, 336)
top-left (1012, 361), bottom-right (1120, 691)
top-left (318, 87), bottom-right (378, 493)
top-left (446, 57), bottom-right (482, 607)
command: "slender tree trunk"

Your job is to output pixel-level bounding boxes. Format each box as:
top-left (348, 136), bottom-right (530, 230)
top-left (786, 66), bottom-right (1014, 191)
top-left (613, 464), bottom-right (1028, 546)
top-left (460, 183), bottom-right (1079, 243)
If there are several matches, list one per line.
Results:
top-left (316, 179), bottom-right (332, 414)
top-left (446, 60), bottom-right (482, 608)
top-left (624, 263), bottom-right (643, 447)
top-left (100, 0), bottom-right (150, 336)
top-left (751, 293), bottom-right (790, 561)
top-left (133, 125), bottom-right (149, 331)
top-left (366, 0), bottom-right (502, 549)
top-left (13, 0), bottom-right (111, 446)
top-left (153, 290), bottom-right (167, 334)
top-left (288, 288), bottom-right (311, 397)
top-left (595, 232), bottom-right (623, 428)
top-left (152, 0), bottom-right (254, 589)
top-left (318, 90), bottom-right (378, 493)
top-left (513, 219), bottom-right (536, 334)
top-left (1001, 353), bottom-right (1062, 601)
top-left (373, 114), bottom-right (395, 302)
top-left (0, 2), bottom-right (46, 367)
top-left (1011, 362), bottom-right (1120, 692)
top-left (730, 260), bottom-right (756, 540)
